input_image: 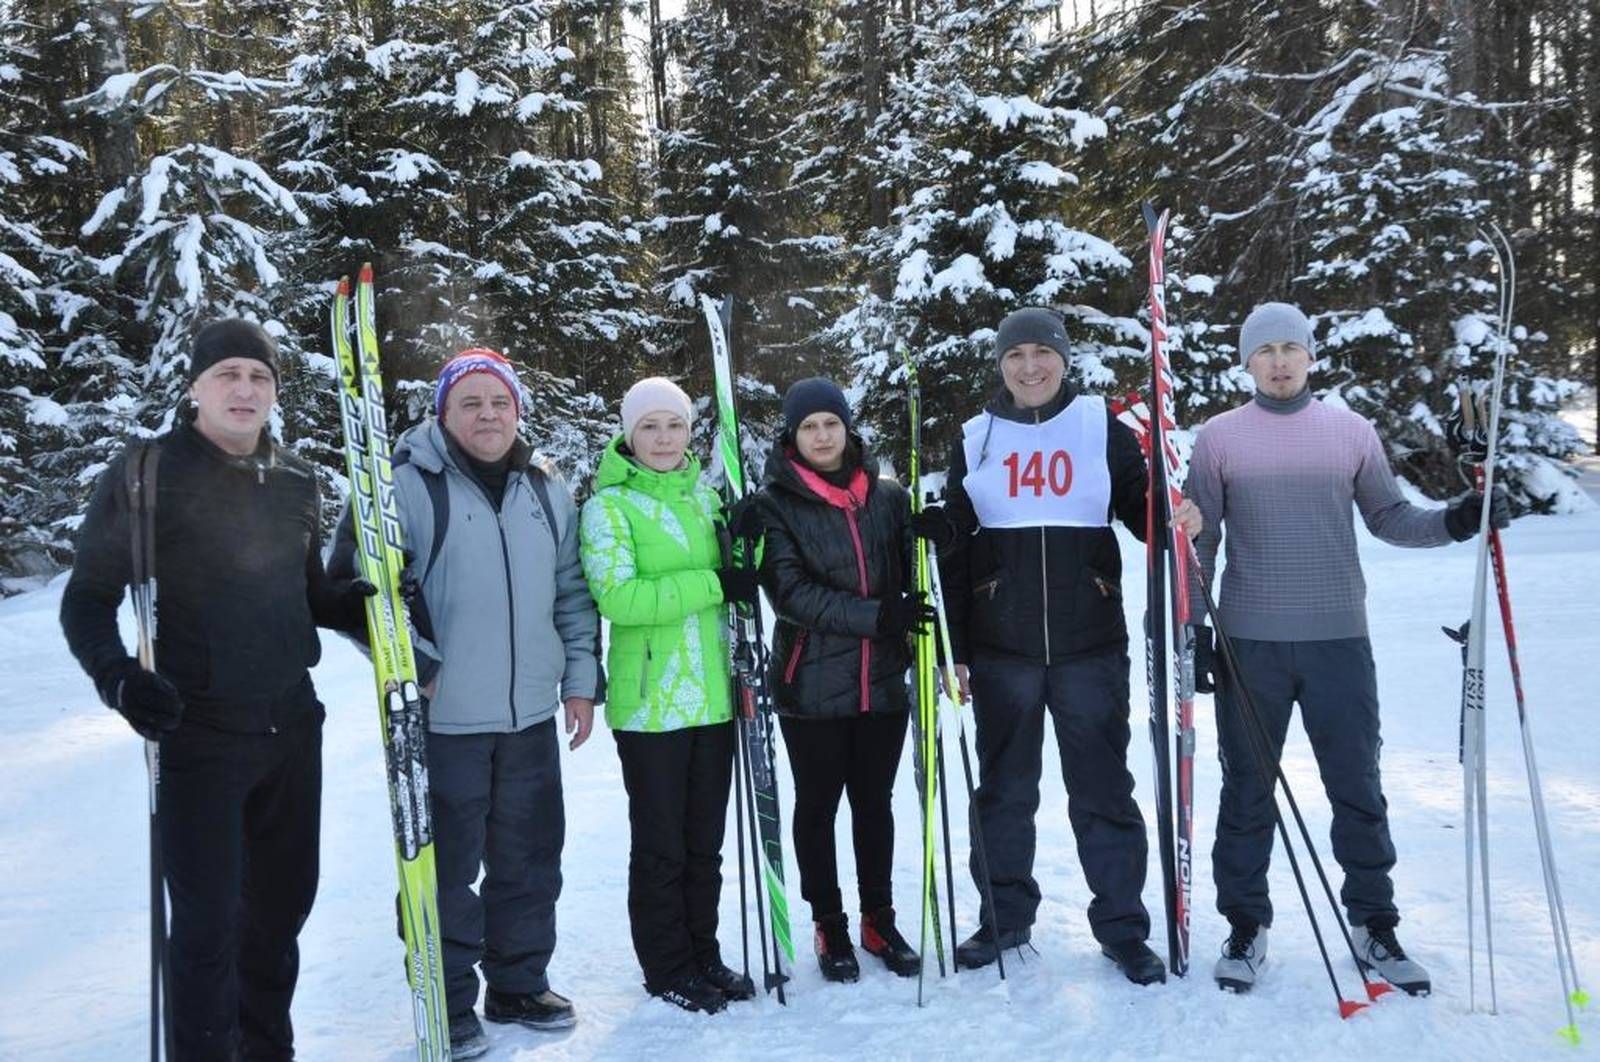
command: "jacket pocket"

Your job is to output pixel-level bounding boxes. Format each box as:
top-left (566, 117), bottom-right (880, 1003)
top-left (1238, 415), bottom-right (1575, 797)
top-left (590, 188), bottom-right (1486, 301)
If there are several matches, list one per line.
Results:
top-left (783, 631), bottom-right (808, 685)
top-left (637, 638), bottom-right (653, 700)
top-left (1084, 565), bottom-right (1121, 601)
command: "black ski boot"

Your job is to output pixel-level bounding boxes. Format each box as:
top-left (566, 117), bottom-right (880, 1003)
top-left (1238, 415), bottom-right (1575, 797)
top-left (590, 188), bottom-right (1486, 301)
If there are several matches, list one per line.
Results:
top-left (1101, 939), bottom-right (1167, 985)
top-left (815, 913), bottom-right (860, 983)
top-left (861, 906), bottom-right (921, 977)
top-left (954, 925), bottom-right (1030, 970)
top-left (655, 971), bottom-right (727, 1014)
top-left (449, 1011), bottom-right (489, 1060)
top-left (484, 986), bottom-right (577, 1030)
top-left (700, 958), bottom-right (757, 1001)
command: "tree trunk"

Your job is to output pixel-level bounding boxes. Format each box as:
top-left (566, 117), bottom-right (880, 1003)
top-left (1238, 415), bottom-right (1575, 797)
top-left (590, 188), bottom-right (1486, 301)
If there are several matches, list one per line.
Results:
top-left (862, 2), bottom-right (887, 232)
top-left (83, 0), bottom-right (139, 188)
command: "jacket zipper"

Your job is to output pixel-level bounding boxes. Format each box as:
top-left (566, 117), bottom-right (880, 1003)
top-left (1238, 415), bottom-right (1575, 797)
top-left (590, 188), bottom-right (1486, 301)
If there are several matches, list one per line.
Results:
top-left (1035, 408), bottom-right (1051, 666)
top-left (844, 506), bottom-right (871, 712)
top-left (783, 631), bottom-right (807, 685)
top-left (496, 507), bottom-right (519, 728)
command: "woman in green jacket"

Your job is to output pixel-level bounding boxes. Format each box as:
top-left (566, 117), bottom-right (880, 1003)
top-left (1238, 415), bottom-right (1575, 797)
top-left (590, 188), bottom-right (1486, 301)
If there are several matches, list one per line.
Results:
top-left (578, 376), bottom-right (762, 1015)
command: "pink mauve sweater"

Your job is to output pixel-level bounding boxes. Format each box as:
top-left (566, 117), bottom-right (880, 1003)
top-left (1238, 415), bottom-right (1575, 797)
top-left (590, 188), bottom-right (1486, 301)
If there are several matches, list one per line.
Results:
top-left (1186, 391), bottom-right (1452, 642)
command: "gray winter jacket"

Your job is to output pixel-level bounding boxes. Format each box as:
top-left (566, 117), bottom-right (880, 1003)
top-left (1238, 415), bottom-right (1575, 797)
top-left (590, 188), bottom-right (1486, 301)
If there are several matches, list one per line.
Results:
top-left (331, 421), bottom-right (599, 734)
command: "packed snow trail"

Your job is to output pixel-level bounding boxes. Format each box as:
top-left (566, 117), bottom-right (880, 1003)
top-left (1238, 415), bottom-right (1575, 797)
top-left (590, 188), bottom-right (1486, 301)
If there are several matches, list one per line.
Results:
top-left (1, 507), bottom-right (1597, 1060)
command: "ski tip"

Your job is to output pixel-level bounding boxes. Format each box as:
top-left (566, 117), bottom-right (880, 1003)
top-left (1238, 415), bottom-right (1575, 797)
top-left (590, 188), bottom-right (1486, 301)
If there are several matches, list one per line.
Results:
top-left (335, 276), bottom-right (350, 296)
top-left (1556, 1024), bottom-right (1581, 1047)
top-left (358, 262), bottom-right (374, 283)
top-left (1366, 981), bottom-right (1395, 1001)
top-left (1572, 989), bottom-right (1591, 1009)
top-left (1338, 1000), bottom-right (1370, 1020)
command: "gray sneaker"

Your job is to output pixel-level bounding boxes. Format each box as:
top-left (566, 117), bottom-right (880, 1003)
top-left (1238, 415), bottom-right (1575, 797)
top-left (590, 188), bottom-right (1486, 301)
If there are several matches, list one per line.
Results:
top-left (1352, 922), bottom-right (1431, 996)
top-left (1214, 923), bottom-right (1268, 993)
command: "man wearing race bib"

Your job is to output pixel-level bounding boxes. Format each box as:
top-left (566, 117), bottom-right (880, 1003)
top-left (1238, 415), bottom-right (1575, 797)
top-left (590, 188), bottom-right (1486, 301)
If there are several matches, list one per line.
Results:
top-left (914, 307), bottom-right (1200, 986)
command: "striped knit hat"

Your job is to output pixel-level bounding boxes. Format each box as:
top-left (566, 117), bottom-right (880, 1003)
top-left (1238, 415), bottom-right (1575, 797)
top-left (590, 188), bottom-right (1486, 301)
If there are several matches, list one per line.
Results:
top-left (435, 348), bottom-right (522, 418)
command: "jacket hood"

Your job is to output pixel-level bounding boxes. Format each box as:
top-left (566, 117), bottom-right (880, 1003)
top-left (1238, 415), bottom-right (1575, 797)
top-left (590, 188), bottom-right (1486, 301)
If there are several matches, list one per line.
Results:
top-left (594, 433), bottom-right (704, 497)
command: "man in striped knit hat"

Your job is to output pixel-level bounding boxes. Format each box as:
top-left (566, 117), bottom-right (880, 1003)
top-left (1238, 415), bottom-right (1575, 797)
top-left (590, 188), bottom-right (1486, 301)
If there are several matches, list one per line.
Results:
top-left (1187, 302), bottom-right (1507, 998)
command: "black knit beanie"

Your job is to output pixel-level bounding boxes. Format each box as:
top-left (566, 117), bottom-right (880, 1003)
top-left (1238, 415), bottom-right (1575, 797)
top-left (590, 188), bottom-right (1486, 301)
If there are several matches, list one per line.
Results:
top-left (782, 377), bottom-right (853, 436)
top-left (189, 319), bottom-right (280, 384)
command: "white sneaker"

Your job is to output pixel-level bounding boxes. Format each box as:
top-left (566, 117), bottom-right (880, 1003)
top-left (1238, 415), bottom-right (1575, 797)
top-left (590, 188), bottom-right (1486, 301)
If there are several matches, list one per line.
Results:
top-left (1353, 922), bottom-right (1431, 996)
top-left (1214, 923), bottom-right (1268, 993)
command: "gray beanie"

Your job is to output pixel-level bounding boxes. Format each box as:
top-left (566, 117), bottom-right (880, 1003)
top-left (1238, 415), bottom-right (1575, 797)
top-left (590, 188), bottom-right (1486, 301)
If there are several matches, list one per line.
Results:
top-left (1238, 302), bottom-right (1315, 366)
top-left (994, 307), bottom-right (1069, 364)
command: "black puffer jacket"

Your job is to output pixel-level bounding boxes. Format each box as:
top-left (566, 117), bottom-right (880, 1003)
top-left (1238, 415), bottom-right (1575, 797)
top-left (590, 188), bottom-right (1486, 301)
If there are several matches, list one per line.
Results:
top-left (753, 440), bottom-right (913, 718)
top-left (60, 417), bottom-right (346, 733)
top-left (941, 383), bottom-right (1148, 666)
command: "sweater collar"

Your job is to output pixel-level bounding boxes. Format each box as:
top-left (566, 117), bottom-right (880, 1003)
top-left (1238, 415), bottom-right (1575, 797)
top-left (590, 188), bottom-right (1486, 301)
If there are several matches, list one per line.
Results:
top-left (1252, 386), bottom-right (1313, 415)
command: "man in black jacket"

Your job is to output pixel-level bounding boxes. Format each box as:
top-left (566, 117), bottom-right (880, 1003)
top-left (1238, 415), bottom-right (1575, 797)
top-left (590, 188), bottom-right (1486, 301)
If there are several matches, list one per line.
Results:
top-left (917, 307), bottom-right (1199, 986)
top-left (60, 319), bottom-right (370, 1061)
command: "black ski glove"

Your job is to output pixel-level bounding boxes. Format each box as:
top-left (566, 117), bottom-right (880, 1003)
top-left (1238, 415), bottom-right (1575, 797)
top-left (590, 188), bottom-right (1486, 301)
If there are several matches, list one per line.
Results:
top-left (100, 658), bottom-right (184, 740)
top-left (909, 506), bottom-right (958, 551)
top-left (724, 495), bottom-right (765, 542)
top-left (398, 549), bottom-right (423, 607)
top-left (717, 565), bottom-right (761, 607)
top-left (1193, 625), bottom-right (1221, 694)
top-left (1444, 487), bottom-right (1511, 542)
top-left (333, 576), bottom-right (379, 633)
top-left (877, 591), bottom-right (937, 638)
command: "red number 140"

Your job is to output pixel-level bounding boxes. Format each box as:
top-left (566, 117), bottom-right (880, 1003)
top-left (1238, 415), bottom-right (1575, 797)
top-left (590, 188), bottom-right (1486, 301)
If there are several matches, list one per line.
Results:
top-left (1003, 450), bottom-right (1073, 497)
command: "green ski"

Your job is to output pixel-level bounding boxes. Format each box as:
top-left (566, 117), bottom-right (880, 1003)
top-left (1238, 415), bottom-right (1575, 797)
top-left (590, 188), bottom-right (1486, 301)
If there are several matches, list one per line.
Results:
top-left (332, 266), bottom-right (451, 1059)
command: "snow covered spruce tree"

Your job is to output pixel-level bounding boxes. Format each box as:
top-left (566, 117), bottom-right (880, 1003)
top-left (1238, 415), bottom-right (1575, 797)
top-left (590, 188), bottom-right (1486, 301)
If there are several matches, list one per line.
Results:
top-left (0, 3), bottom-right (85, 577)
top-left (267, 0), bottom-right (649, 483)
top-left (651, 0), bottom-right (829, 450)
top-left (1073, 0), bottom-right (1583, 505)
top-left (4, 0), bottom-right (301, 570)
top-left (827, 0), bottom-right (1126, 462)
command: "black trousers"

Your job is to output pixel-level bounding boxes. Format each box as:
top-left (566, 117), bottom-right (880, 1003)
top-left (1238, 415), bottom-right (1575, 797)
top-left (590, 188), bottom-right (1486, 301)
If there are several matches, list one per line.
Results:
top-left (613, 721), bottom-right (734, 991)
top-left (778, 711), bottom-right (909, 920)
top-left (427, 719), bottom-right (565, 1019)
top-left (158, 682), bottom-right (322, 1062)
top-left (968, 648), bottom-right (1150, 945)
top-left (1212, 637), bottom-right (1398, 930)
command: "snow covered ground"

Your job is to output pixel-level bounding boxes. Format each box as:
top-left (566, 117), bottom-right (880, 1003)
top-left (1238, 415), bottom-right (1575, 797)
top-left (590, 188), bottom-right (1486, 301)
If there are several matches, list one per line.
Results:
top-left (2, 507), bottom-right (1597, 1061)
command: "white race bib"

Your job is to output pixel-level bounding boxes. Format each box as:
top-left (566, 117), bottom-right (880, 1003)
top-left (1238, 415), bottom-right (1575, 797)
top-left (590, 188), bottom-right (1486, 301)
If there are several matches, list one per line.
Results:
top-left (961, 396), bottom-right (1112, 528)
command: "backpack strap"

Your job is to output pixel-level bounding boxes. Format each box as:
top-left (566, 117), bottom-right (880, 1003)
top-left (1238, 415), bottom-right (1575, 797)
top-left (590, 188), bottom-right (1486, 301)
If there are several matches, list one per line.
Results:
top-left (393, 451), bottom-right (451, 586)
top-left (524, 451), bottom-right (563, 543)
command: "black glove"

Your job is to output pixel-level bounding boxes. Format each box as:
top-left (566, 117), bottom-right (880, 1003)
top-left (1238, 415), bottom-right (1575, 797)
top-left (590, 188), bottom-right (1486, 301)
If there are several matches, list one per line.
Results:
top-left (398, 549), bottom-right (422, 607)
top-left (725, 495), bottom-right (765, 542)
top-left (717, 565), bottom-right (761, 607)
top-left (1193, 625), bottom-right (1221, 694)
top-left (909, 506), bottom-right (957, 551)
top-left (102, 659), bottom-right (184, 740)
top-left (333, 576), bottom-right (379, 631)
top-left (877, 591), bottom-right (937, 638)
top-left (1444, 487), bottom-right (1511, 541)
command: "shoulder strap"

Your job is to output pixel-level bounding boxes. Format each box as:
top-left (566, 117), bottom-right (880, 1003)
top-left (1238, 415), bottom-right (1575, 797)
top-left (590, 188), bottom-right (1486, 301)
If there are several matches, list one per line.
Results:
top-left (394, 451), bottom-right (451, 585)
top-left (528, 468), bottom-right (559, 542)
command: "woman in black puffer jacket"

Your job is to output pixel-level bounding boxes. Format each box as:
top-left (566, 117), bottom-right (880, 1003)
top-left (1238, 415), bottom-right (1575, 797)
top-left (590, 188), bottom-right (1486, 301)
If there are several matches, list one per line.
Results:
top-left (751, 377), bottom-right (932, 985)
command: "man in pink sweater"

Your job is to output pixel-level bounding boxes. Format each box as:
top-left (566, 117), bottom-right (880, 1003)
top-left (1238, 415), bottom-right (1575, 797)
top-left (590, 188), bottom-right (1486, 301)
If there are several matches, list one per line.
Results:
top-left (1187, 302), bottom-right (1506, 997)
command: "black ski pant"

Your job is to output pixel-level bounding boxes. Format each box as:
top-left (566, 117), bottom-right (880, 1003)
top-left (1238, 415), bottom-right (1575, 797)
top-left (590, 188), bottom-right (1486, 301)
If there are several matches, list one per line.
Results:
top-left (426, 719), bottom-right (564, 1020)
top-left (1212, 637), bottom-right (1398, 931)
top-left (778, 710), bottom-right (910, 921)
top-left (613, 721), bottom-right (734, 992)
top-left (158, 681), bottom-right (322, 1062)
top-left (968, 648), bottom-right (1150, 945)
